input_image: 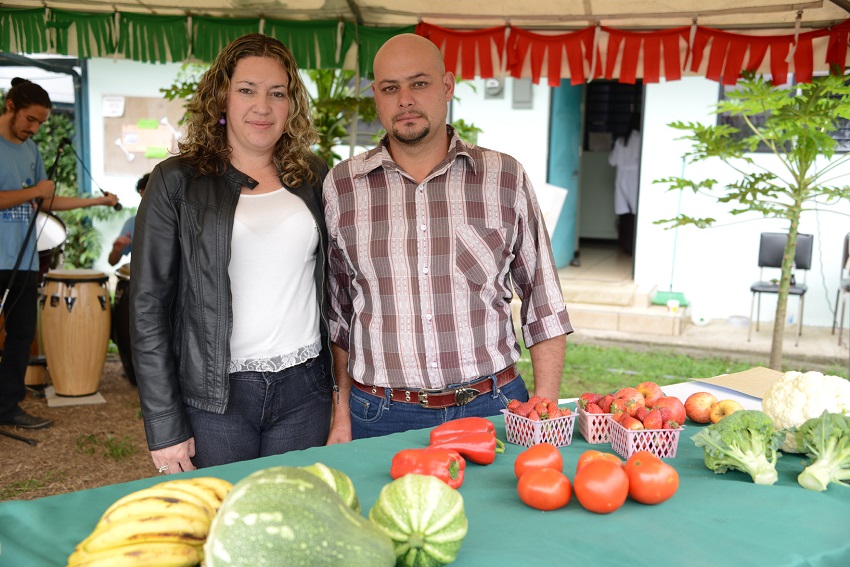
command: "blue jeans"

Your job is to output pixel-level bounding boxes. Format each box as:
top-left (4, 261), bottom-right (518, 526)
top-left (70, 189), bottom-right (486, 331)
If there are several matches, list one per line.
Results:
top-left (186, 357), bottom-right (332, 468)
top-left (349, 374), bottom-right (530, 439)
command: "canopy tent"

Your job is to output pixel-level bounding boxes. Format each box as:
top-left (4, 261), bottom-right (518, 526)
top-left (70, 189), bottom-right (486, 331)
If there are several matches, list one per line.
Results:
top-left (2, 1), bottom-right (850, 83)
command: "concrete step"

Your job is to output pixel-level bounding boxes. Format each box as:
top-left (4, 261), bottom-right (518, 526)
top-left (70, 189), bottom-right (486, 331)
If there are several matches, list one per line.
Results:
top-left (560, 279), bottom-right (639, 307)
top-left (567, 301), bottom-right (688, 336)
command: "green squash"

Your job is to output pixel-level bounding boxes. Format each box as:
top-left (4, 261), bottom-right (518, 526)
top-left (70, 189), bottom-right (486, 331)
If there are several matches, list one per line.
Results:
top-left (204, 466), bottom-right (395, 567)
top-left (301, 462), bottom-right (361, 513)
top-left (369, 474), bottom-right (468, 567)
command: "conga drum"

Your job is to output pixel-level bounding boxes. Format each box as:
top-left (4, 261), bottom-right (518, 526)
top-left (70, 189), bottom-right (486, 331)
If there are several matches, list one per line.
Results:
top-left (41, 269), bottom-right (111, 396)
top-left (111, 263), bottom-right (136, 385)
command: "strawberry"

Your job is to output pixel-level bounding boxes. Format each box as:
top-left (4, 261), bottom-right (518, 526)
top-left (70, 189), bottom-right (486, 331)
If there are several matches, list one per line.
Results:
top-left (663, 419), bottom-right (681, 430)
top-left (611, 411), bottom-right (627, 423)
top-left (527, 410), bottom-right (541, 421)
top-left (548, 407), bottom-right (561, 419)
top-left (620, 414), bottom-right (645, 430)
top-left (658, 406), bottom-right (673, 422)
top-left (546, 400), bottom-right (559, 416)
top-left (514, 401), bottom-right (534, 417)
top-left (634, 406), bottom-right (650, 422)
top-left (534, 403), bottom-right (549, 420)
top-left (507, 399), bottom-right (522, 412)
top-left (578, 392), bottom-right (602, 409)
top-left (560, 407), bottom-right (572, 416)
top-left (597, 394), bottom-right (615, 413)
top-left (584, 402), bottom-right (604, 414)
top-left (642, 408), bottom-right (664, 430)
top-left (610, 398), bottom-right (632, 415)
top-left (528, 395), bottom-right (543, 405)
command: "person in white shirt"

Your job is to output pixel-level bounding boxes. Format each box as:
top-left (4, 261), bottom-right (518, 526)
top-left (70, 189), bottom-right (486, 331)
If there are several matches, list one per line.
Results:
top-left (608, 113), bottom-right (641, 256)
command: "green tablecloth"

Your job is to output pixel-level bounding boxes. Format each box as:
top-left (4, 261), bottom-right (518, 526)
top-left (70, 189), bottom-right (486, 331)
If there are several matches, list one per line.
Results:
top-left (1, 415), bottom-right (848, 567)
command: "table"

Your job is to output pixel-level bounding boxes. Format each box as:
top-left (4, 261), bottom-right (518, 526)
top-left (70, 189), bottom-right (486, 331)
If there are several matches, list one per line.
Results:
top-left (1, 382), bottom-right (848, 567)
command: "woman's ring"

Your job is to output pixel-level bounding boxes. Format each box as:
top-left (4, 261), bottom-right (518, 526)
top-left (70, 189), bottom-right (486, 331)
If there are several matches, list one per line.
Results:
top-left (158, 465), bottom-right (169, 473)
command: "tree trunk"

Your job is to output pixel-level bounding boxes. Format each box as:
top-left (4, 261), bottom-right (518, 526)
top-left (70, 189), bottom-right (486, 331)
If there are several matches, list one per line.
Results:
top-left (768, 214), bottom-right (802, 370)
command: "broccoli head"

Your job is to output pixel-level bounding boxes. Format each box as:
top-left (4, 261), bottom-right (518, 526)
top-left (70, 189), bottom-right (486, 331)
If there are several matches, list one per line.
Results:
top-left (691, 409), bottom-right (783, 485)
top-left (796, 411), bottom-right (850, 491)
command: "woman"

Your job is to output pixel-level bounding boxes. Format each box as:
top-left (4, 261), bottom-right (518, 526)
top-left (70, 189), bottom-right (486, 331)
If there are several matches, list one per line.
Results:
top-left (130, 34), bottom-right (334, 474)
top-left (608, 112), bottom-right (641, 256)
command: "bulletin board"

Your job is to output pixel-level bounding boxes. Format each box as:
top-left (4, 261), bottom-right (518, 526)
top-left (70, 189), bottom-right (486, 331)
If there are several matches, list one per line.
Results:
top-left (102, 95), bottom-right (187, 175)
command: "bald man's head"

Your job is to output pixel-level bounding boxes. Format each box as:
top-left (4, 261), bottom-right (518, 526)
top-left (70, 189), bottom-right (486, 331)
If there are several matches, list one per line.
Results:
top-left (371, 34), bottom-right (454, 149)
top-left (374, 34), bottom-right (446, 77)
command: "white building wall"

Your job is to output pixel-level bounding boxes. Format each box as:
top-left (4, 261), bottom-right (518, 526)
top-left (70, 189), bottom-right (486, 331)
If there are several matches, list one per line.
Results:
top-left (85, 58), bottom-right (185, 273)
top-left (638, 76), bottom-right (850, 328)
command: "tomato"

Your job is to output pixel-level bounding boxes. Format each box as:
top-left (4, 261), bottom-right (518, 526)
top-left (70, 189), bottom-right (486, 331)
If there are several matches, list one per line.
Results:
top-left (576, 449), bottom-right (622, 473)
top-left (623, 451), bottom-right (661, 475)
top-left (517, 467), bottom-right (572, 511)
top-left (626, 459), bottom-right (679, 505)
top-left (514, 443), bottom-right (563, 479)
top-left (573, 459), bottom-right (629, 514)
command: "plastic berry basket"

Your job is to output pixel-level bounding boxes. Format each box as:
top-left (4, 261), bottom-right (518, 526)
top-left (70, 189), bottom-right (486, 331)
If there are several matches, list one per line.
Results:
top-left (607, 416), bottom-right (683, 459)
top-left (501, 409), bottom-right (576, 448)
top-left (577, 406), bottom-right (613, 444)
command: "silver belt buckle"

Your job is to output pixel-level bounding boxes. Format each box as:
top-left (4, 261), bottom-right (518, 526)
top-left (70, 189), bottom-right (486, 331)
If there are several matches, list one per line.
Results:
top-left (418, 387), bottom-right (445, 408)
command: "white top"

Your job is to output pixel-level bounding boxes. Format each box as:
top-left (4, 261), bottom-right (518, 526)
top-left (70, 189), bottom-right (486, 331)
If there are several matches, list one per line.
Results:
top-left (228, 186), bottom-right (320, 373)
top-left (608, 130), bottom-right (641, 215)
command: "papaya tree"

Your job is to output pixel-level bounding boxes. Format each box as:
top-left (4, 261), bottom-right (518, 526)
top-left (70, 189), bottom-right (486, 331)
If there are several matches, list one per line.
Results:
top-left (655, 71), bottom-right (850, 370)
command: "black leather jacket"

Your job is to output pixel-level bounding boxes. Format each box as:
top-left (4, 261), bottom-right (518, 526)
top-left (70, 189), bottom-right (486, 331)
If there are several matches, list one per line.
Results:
top-left (129, 154), bottom-right (334, 451)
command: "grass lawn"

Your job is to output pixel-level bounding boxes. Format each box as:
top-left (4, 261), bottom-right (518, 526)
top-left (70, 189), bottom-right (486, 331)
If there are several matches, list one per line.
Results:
top-left (516, 342), bottom-right (849, 399)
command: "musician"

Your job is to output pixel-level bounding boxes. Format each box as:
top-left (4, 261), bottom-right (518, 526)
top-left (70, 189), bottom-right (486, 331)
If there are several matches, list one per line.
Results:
top-left (0, 78), bottom-right (118, 429)
top-left (108, 173), bottom-right (149, 266)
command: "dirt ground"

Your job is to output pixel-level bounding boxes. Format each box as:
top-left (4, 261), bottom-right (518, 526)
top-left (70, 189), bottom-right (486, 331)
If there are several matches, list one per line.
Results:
top-left (0, 356), bottom-right (154, 502)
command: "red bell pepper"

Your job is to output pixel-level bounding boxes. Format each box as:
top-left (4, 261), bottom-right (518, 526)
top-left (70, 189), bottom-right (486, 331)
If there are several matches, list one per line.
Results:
top-left (429, 432), bottom-right (505, 465)
top-left (429, 417), bottom-right (497, 445)
top-left (390, 448), bottom-right (466, 489)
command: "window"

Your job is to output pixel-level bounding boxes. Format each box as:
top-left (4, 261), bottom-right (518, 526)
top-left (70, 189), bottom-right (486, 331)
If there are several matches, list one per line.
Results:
top-left (583, 80), bottom-right (643, 151)
top-left (716, 77), bottom-right (850, 153)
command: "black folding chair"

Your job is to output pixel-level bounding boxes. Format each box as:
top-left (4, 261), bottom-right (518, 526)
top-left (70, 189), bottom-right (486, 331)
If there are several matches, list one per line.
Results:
top-left (748, 232), bottom-right (814, 347)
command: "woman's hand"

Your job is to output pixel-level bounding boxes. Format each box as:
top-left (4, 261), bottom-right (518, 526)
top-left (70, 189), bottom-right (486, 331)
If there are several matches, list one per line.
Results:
top-left (151, 438), bottom-right (197, 475)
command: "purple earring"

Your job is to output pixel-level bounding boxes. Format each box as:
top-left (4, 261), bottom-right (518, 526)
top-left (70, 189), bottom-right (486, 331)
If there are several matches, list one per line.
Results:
top-left (219, 116), bottom-right (226, 125)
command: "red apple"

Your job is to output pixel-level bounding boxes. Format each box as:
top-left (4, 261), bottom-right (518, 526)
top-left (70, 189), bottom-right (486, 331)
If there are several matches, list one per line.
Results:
top-left (653, 396), bottom-right (686, 426)
top-left (615, 387), bottom-right (646, 407)
top-left (684, 391), bottom-right (718, 424)
top-left (709, 399), bottom-right (744, 424)
top-left (635, 381), bottom-right (665, 407)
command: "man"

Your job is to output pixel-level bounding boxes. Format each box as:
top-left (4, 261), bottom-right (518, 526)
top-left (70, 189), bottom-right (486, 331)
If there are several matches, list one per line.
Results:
top-left (0, 78), bottom-right (118, 429)
top-left (108, 172), bottom-right (149, 266)
top-left (324, 34), bottom-right (572, 441)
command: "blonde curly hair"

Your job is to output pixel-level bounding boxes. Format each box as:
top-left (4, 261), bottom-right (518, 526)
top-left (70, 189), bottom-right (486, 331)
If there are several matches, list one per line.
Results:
top-left (178, 33), bottom-right (319, 187)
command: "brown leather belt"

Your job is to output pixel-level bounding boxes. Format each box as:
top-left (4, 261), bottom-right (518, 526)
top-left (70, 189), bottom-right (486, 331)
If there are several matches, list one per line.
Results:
top-left (352, 364), bottom-right (518, 409)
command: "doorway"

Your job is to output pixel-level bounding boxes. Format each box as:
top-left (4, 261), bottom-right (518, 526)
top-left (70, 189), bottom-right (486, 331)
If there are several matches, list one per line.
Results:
top-left (574, 80), bottom-right (643, 274)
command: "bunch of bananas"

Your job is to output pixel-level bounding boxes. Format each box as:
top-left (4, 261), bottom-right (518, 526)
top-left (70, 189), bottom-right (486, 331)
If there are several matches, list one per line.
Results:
top-left (67, 476), bottom-right (233, 567)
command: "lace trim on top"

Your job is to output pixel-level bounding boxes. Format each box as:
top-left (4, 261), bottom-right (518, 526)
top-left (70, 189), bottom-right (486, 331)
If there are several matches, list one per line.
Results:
top-left (228, 341), bottom-right (321, 374)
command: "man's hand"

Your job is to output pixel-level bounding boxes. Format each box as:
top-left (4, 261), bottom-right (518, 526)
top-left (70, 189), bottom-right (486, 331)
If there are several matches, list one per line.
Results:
top-left (31, 180), bottom-right (55, 201)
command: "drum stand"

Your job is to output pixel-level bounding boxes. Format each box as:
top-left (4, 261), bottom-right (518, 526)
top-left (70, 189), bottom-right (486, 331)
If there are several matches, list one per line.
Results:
top-left (0, 428), bottom-right (38, 445)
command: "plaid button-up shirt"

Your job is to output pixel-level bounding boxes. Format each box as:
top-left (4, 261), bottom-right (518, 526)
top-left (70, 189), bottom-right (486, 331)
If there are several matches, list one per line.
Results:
top-left (324, 128), bottom-right (572, 389)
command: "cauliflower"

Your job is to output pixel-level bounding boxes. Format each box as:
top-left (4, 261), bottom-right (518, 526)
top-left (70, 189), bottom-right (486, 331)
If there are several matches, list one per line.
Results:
top-left (761, 371), bottom-right (850, 453)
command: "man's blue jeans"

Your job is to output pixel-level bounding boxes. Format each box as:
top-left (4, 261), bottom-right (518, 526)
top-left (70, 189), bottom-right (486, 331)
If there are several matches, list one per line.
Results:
top-left (186, 356), bottom-right (332, 468)
top-left (349, 374), bottom-right (530, 439)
